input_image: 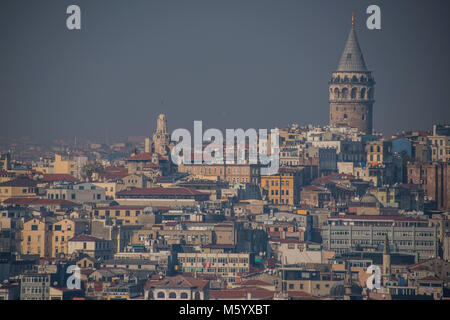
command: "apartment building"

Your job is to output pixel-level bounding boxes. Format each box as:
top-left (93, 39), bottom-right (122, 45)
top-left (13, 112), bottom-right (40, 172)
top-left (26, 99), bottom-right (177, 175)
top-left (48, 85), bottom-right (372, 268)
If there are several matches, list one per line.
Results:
top-left (322, 215), bottom-right (438, 260)
top-left (177, 252), bottom-right (251, 283)
top-left (92, 206), bottom-right (145, 225)
top-left (68, 234), bottom-right (113, 260)
top-left (46, 182), bottom-right (106, 204)
top-left (261, 167), bottom-right (305, 205)
top-left (20, 218), bottom-right (51, 258)
top-left (178, 163), bottom-right (260, 185)
top-left (19, 273), bottom-right (51, 300)
top-left (0, 178), bottom-right (37, 202)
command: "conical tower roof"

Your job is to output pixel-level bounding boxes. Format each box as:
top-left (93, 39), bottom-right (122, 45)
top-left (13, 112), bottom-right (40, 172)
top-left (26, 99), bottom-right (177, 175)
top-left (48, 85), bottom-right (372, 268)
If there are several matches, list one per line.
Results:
top-left (337, 15), bottom-right (368, 72)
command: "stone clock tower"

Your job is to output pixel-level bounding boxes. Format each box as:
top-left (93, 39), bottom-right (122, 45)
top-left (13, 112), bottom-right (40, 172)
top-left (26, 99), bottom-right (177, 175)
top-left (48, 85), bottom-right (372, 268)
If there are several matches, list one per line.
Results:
top-left (329, 14), bottom-right (375, 134)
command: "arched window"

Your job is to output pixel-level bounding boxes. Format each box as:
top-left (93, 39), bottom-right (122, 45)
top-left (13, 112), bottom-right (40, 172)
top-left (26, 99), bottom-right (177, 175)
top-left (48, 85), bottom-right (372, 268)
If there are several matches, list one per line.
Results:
top-left (194, 292), bottom-right (201, 300)
top-left (342, 88), bottom-right (349, 99)
top-left (334, 88), bottom-right (340, 99)
top-left (351, 88), bottom-right (357, 99)
top-left (360, 76), bottom-right (366, 82)
top-left (343, 113), bottom-right (348, 119)
top-left (336, 75), bottom-right (341, 82)
top-left (360, 88), bottom-right (366, 99)
top-left (157, 291), bottom-right (165, 299)
top-left (352, 76), bottom-right (358, 82)
top-left (180, 292), bottom-right (188, 299)
top-left (370, 146), bottom-right (374, 152)
top-left (344, 76), bottom-right (349, 82)
top-left (169, 292), bottom-right (177, 299)
top-left (377, 146), bottom-right (381, 152)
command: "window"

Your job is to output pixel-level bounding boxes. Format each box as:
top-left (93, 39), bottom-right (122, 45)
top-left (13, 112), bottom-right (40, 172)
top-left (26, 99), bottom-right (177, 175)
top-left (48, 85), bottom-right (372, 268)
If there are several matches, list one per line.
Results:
top-left (168, 292), bottom-right (176, 299)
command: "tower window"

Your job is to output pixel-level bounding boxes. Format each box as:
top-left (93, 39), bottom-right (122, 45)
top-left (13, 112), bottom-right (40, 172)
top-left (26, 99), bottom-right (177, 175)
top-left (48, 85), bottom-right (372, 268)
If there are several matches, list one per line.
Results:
top-left (343, 114), bottom-right (348, 119)
top-left (342, 88), bottom-right (349, 98)
top-left (347, 53), bottom-right (352, 59)
top-left (360, 88), bottom-right (366, 99)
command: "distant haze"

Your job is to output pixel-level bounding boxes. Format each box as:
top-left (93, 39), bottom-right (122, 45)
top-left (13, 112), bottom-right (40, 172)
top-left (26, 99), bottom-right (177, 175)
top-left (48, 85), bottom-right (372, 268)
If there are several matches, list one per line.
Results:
top-left (1, 0), bottom-right (449, 141)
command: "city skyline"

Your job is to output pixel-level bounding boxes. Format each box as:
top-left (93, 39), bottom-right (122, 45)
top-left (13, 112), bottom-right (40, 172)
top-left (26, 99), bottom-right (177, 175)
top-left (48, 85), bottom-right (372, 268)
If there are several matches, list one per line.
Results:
top-left (1, 0), bottom-right (449, 141)
top-left (0, 1), bottom-right (449, 303)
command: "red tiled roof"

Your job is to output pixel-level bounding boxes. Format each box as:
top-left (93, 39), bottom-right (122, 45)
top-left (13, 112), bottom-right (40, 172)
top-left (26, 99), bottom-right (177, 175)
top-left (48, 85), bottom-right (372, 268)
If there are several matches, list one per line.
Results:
top-left (96, 205), bottom-right (148, 211)
top-left (80, 269), bottom-right (95, 276)
top-left (0, 177), bottom-right (37, 187)
top-left (39, 174), bottom-right (79, 183)
top-left (126, 153), bottom-right (154, 161)
top-left (104, 166), bottom-right (128, 173)
top-left (144, 275), bottom-right (209, 290)
top-left (117, 187), bottom-right (207, 197)
top-left (312, 173), bottom-right (356, 185)
top-left (144, 163), bottom-right (160, 168)
top-left (97, 172), bottom-right (129, 180)
top-left (94, 282), bottom-right (103, 292)
top-left (418, 276), bottom-right (442, 282)
top-left (240, 280), bottom-right (273, 286)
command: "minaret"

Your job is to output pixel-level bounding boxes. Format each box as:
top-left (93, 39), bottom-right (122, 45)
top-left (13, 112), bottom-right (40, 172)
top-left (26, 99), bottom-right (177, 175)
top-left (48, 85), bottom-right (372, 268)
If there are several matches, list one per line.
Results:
top-left (382, 234), bottom-right (391, 285)
top-left (329, 13), bottom-right (375, 134)
top-left (343, 260), bottom-right (354, 300)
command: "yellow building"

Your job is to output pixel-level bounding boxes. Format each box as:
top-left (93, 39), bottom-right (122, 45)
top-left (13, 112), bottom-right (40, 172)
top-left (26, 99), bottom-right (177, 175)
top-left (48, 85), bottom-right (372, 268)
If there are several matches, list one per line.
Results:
top-left (0, 177), bottom-right (37, 202)
top-left (21, 218), bottom-right (51, 258)
top-left (365, 140), bottom-right (392, 166)
top-left (92, 181), bottom-right (122, 200)
top-left (35, 154), bottom-right (88, 178)
top-left (54, 154), bottom-right (77, 177)
top-left (92, 206), bottom-right (145, 225)
top-left (50, 219), bottom-right (75, 258)
top-left (261, 167), bottom-right (304, 205)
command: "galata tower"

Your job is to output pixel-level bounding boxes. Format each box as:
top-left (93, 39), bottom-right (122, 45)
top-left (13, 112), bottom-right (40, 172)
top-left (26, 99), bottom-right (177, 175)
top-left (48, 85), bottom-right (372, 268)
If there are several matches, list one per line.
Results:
top-left (329, 14), bottom-right (375, 134)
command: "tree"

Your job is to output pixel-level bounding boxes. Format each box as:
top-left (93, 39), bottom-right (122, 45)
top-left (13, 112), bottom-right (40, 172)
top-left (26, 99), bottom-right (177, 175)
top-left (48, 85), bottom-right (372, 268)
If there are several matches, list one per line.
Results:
top-left (81, 161), bottom-right (105, 180)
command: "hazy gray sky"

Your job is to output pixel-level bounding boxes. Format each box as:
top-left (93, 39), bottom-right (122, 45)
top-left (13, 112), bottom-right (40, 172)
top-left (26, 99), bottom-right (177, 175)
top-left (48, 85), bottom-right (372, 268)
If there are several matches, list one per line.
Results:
top-left (1, 0), bottom-right (449, 141)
